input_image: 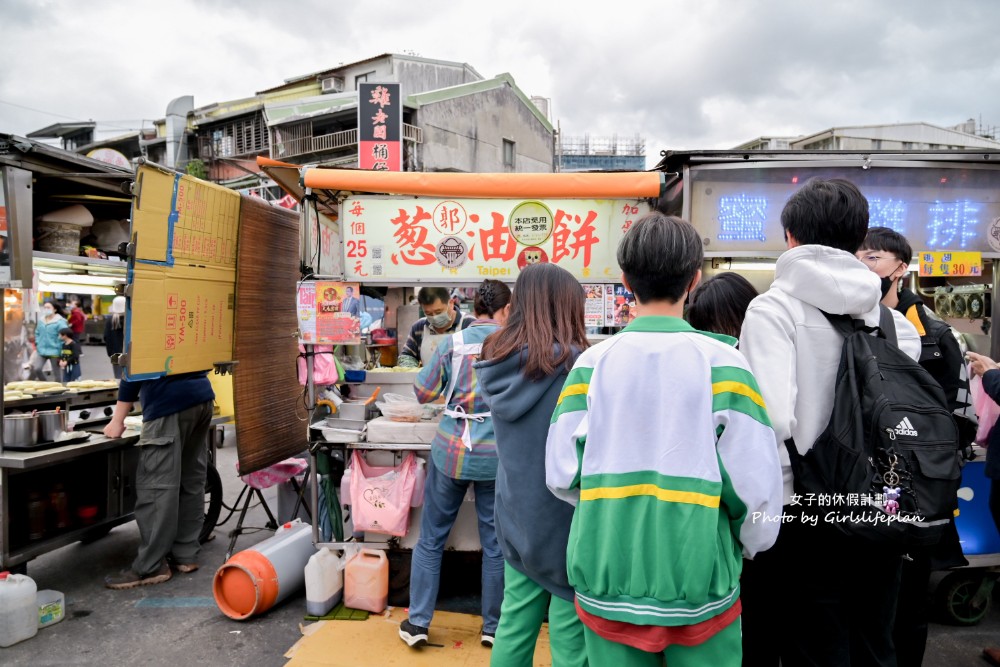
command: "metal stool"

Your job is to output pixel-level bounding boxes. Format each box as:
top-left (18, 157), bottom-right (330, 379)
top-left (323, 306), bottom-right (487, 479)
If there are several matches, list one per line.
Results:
top-left (225, 457), bottom-right (310, 560)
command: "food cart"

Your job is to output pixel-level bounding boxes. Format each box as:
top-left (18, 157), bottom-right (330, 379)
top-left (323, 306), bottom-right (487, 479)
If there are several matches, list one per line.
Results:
top-left (0, 135), bottom-right (142, 571)
top-left (259, 158), bottom-right (662, 600)
top-left (654, 148), bottom-right (1000, 624)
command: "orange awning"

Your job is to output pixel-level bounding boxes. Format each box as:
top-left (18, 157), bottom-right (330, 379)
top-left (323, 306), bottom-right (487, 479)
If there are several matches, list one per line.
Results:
top-left (301, 169), bottom-right (663, 199)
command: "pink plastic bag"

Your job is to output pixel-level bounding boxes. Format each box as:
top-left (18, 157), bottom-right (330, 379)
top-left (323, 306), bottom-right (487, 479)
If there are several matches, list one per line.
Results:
top-left (349, 451), bottom-right (417, 536)
top-left (971, 373), bottom-right (1000, 445)
top-left (297, 345), bottom-right (341, 386)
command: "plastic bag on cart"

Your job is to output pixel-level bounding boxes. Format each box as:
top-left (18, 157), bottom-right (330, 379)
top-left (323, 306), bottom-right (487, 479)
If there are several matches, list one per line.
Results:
top-left (971, 373), bottom-right (1000, 446)
top-left (297, 345), bottom-right (343, 386)
top-left (349, 451), bottom-right (417, 536)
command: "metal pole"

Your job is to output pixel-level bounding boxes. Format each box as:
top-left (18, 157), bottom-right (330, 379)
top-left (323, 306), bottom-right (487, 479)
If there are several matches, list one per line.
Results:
top-left (991, 259), bottom-right (1000, 360)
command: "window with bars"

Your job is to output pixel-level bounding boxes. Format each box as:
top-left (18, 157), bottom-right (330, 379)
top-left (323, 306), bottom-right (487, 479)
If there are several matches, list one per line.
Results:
top-left (200, 113), bottom-right (268, 159)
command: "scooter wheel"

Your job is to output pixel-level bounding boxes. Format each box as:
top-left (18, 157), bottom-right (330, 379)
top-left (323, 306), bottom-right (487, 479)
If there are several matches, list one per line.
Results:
top-left (938, 571), bottom-right (993, 626)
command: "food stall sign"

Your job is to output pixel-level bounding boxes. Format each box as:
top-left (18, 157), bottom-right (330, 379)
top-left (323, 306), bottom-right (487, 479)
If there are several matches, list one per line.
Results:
top-left (125, 164), bottom-right (239, 378)
top-left (687, 163), bottom-right (1000, 257)
top-left (341, 196), bottom-right (651, 283)
top-left (917, 251), bottom-right (983, 277)
top-left (358, 83), bottom-right (401, 172)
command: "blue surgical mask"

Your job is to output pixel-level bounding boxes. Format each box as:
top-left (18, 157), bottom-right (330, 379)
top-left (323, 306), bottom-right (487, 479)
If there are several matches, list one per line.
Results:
top-left (427, 312), bottom-right (451, 329)
top-left (42, 306), bottom-right (55, 316)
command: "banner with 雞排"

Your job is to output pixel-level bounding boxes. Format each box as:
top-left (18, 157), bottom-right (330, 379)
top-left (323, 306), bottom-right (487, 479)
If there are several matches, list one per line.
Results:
top-left (358, 82), bottom-right (401, 172)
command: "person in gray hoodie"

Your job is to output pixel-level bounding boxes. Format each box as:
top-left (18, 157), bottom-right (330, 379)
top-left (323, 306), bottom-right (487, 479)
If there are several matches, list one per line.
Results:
top-left (476, 263), bottom-right (591, 667)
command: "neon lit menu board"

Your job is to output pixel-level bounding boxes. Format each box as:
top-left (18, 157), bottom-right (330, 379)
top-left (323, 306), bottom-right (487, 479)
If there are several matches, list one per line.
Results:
top-left (687, 165), bottom-right (1000, 256)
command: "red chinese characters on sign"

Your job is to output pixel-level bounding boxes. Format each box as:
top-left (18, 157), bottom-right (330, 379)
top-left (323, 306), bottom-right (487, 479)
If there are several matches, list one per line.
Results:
top-left (390, 206), bottom-right (436, 266)
top-left (479, 212), bottom-right (517, 262)
top-left (621, 204), bottom-right (640, 234)
top-left (552, 209), bottom-right (599, 267)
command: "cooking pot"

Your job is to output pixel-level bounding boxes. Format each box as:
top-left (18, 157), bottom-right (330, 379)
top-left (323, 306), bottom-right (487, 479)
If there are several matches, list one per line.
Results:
top-left (4, 414), bottom-right (38, 448)
top-left (36, 410), bottom-right (68, 443)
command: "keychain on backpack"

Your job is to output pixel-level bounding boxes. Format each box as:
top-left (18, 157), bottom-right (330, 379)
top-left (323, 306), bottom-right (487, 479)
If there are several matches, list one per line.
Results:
top-left (883, 486), bottom-right (901, 515)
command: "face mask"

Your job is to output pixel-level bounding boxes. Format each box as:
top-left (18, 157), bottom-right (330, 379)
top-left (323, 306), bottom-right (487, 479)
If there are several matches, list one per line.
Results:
top-left (879, 276), bottom-right (895, 299)
top-left (427, 311), bottom-right (451, 329)
top-left (42, 307), bottom-right (54, 316)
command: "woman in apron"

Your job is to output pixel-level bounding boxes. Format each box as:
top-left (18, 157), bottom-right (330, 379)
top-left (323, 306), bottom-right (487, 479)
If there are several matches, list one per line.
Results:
top-left (399, 280), bottom-right (512, 650)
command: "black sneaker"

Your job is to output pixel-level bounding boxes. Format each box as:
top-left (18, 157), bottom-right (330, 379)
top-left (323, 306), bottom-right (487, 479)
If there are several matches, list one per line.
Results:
top-left (399, 618), bottom-right (429, 648)
top-left (481, 629), bottom-right (495, 648)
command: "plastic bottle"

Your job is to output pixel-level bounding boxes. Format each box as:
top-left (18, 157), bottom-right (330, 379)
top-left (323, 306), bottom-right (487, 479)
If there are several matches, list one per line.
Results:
top-left (304, 547), bottom-right (345, 616)
top-left (410, 458), bottom-right (426, 508)
top-left (27, 493), bottom-right (46, 541)
top-left (49, 484), bottom-right (69, 531)
top-left (0, 572), bottom-right (38, 647)
top-left (37, 589), bottom-right (64, 628)
top-left (339, 466), bottom-right (352, 507)
top-left (343, 549), bottom-right (388, 613)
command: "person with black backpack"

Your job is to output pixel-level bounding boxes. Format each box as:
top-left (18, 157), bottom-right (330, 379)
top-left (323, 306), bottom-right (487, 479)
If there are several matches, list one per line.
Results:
top-left (739, 178), bottom-right (924, 667)
top-left (857, 227), bottom-right (972, 667)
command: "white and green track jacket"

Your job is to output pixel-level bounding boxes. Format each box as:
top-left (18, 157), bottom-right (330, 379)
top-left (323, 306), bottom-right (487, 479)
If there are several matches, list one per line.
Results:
top-left (545, 316), bottom-right (783, 627)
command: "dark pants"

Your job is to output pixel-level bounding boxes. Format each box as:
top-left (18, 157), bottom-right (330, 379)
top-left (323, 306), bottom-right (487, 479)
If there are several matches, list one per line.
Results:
top-left (132, 401), bottom-right (213, 576)
top-left (991, 480), bottom-right (1000, 537)
top-left (742, 508), bottom-right (902, 667)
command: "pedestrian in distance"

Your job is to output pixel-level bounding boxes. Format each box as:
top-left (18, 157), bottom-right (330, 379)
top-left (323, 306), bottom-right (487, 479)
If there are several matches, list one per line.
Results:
top-left (105, 295), bottom-right (127, 380)
top-left (30, 300), bottom-right (68, 382)
top-left (399, 279), bottom-right (512, 650)
top-left (546, 213), bottom-right (782, 666)
top-left (475, 263), bottom-right (592, 666)
top-left (57, 327), bottom-right (82, 383)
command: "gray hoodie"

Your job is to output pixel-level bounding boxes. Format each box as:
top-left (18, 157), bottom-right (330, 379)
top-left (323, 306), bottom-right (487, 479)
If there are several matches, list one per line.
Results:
top-left (475, 347), bottom-right (580, 601)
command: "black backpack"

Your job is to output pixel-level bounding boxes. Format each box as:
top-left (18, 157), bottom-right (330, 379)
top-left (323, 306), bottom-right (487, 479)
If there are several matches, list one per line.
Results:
top-left (784, 307), bottom-right (962, 548)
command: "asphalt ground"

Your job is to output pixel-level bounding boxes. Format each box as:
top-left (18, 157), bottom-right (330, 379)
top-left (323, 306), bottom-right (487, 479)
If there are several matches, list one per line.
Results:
top-left (0, 345), bottom-right (995, 665)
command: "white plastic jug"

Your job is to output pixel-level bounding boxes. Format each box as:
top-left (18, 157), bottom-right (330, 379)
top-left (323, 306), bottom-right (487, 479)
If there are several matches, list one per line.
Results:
top-left (343, 549), bottom-right (388, 613)
top-left (304, 548), bottom-right (345, 616)
top-left (0, 571), bottom-right (38, 647)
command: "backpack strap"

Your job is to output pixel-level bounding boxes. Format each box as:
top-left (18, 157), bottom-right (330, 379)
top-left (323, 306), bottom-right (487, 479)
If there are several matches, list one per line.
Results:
top-left (878, 304), bottom-right (898, 346)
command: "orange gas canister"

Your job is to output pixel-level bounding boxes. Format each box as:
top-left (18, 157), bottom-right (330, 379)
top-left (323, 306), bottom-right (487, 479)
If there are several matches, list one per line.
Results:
top-left (343, 549), bottom-right (388, 613)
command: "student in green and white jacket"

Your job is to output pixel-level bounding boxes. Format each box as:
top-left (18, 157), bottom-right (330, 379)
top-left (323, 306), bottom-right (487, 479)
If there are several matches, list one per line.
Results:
top-left (546, 213), bottom-right (783, 667)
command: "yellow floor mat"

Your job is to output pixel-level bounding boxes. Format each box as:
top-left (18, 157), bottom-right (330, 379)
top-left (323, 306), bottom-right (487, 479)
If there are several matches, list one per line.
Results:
top-left (285, 606), bottom-right (552, 666)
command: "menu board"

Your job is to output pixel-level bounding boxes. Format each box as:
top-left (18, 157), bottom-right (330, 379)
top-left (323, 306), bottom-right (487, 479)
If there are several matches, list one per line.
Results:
top-left (297, 280), bottom-right (362, 345)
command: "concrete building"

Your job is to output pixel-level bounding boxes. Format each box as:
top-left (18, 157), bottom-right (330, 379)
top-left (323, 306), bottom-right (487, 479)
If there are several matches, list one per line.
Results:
top-left (26, 53), bottom-right (556, 201)
top-left (734, 120), bottom-right (1000, 152)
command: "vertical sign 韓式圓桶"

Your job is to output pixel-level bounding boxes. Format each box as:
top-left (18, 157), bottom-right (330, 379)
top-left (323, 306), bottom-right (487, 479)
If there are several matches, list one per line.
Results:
top-left (358, 82), bottom-right (402, 171)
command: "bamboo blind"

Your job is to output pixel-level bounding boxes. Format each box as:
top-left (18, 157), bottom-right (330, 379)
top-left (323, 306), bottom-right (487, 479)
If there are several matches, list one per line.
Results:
top-left (233, 197), bottom-right (305, 474)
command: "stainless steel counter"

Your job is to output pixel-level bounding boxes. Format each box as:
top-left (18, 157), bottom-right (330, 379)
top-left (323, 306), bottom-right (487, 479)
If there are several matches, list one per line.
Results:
top-left (0, 433), bottom-right (140, 470)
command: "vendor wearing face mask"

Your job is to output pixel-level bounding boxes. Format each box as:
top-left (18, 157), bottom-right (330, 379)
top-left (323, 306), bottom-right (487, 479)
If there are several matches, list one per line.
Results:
top-left (29, 300), bottom-right (69, 381)
top-left (397, 287), bottom-right (476, 368)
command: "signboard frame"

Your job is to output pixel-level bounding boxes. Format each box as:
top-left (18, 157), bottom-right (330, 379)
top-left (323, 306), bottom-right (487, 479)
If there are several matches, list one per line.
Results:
top-left (683, 159), bottom-right (1000, 258)
top-left (337, 194), bottom-right (650, 285)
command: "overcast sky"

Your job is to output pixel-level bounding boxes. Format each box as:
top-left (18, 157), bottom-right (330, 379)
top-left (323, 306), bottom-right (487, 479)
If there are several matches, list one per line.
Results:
top-left (2, 0), bottom-right (998, 169)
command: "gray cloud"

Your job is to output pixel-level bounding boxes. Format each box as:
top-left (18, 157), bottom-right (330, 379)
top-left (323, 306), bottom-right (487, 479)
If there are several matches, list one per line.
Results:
top-left (1, 0), bottom-right (998, 166)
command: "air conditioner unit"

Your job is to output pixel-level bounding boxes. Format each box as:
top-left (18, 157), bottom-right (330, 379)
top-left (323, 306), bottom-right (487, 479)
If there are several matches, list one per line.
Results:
top-left (321, 76), bottom-right (345, 94)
